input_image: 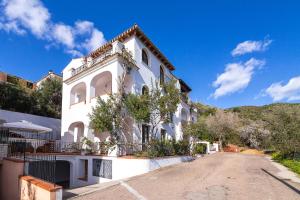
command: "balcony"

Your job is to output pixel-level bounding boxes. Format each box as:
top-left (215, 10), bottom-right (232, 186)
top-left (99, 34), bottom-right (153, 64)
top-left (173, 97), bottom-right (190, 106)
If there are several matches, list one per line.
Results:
top-left (70, 47), bottom-right (136, 78)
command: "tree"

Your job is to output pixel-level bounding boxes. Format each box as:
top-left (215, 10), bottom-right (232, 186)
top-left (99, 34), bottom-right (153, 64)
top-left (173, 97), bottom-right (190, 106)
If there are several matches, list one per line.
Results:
top-left (34, 78), bottom-right (62, 118)
top-left (264, 108), bottom-right (300, 158)
top-left (126, 79), bottom-right (181, 138)
top-left (89, 76), bottom-right (129, 144)
top-left (239, 120), bottom-right (270, 149)
top-left (89, 95), bottom-right (119, 143)
top-left (193, 102), bottom-right (216, 117)
top-left (183, 117), bottom-right (213, 142)
top-left (0, 82), bottom-right (34, 113)
top-left (125, 93), bottom-right (150, 124)
top-left (206, 109), bottom-right (240, 151)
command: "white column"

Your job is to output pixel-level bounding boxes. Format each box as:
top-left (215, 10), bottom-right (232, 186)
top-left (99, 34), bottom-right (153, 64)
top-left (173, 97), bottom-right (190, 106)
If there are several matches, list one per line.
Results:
top-left (206, 142), bottom-right (210, 154)
top-left (74, 127), bottom-right (78, 142)
top-left (83, 125), bottom-right (89, 138)
top-left (86, 80), bottom-right (91, 103)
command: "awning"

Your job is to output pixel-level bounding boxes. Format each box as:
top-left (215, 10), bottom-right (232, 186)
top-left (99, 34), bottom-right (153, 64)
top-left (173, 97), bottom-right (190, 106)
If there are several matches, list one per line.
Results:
top-left (0, 120), bottom-right (52, 133)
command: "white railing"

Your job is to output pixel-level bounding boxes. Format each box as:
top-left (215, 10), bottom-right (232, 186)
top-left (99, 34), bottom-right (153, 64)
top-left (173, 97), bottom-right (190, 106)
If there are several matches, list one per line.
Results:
top-left (70, 47), bottom-right (135, 78)
top-left (71, 48), bottom-right (113, 77)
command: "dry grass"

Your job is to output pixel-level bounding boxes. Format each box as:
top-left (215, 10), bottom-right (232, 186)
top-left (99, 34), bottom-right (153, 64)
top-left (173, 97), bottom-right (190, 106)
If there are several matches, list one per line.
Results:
top-left (240, 149), bottom-right (264, 155)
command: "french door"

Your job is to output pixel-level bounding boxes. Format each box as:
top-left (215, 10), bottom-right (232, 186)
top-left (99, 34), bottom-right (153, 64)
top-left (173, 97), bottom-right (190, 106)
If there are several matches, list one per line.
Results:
top-left (142, 125), bottom-right (149, 151)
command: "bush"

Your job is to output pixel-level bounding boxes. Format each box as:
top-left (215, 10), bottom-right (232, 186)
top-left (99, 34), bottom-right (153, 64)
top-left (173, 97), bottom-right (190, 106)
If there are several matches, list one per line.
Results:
top-left (272, 152), bottom-right (300, 176)
top-left (193, 143), bottom-right (207, 155)
top-left (147, 139), bottom-right (176, 158)
top-left (172, 140), bottom-right (190, 156)
top-left (134, 139), bottom-right (190, 158)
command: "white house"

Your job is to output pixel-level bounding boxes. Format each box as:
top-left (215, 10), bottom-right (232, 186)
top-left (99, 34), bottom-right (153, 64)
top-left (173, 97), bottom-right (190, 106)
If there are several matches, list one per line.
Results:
top-left (61, 24), bottom-right (196, 152)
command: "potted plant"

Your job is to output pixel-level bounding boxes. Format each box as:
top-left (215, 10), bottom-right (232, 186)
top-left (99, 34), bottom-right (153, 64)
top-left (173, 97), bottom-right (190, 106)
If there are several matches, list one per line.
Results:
top-left (80, 137), bottom-right (93, 155)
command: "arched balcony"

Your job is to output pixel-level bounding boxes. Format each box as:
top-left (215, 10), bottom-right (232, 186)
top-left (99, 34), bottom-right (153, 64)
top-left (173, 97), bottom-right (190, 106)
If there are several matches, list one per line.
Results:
top-left (90, 71), bottom-right (112, 99)
top-left (70, 82), bottom-right (86, 105)
top-left (68, 121), bottom-right (85, 142)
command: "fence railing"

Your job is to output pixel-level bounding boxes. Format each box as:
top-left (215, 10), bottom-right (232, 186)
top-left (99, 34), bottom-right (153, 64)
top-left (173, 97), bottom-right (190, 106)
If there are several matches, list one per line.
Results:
top-left (0, 128), bottom-right (57, 183)
top-left (25, 154), bottom-right (56, 184)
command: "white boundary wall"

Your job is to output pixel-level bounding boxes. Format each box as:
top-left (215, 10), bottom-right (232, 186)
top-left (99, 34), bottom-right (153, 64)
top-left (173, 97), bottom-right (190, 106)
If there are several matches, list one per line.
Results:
top-left (56, 155), bottom-right (194, 188)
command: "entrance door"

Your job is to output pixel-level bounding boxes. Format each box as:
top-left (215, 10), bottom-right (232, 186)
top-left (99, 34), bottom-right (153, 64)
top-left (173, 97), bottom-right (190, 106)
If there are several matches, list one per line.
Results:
top-left (142, 125), bottom-right (149, 151)
top-left (55, 161), bottom-right (70, 188)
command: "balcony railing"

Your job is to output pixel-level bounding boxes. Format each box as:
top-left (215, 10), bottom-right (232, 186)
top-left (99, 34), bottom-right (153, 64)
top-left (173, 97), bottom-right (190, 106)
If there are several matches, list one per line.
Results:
top-left (71, 48), bottom-right (113, 77)
top-left (71, 47), bottom-right (135, 78)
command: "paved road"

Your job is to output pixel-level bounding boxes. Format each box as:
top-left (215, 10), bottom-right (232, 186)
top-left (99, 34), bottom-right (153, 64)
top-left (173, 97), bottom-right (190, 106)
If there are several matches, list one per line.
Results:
top-left (73, 153), bottom-right (300, 200)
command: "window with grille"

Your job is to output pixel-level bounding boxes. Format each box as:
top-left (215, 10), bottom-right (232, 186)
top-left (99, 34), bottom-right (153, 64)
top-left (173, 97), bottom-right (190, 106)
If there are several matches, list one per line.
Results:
top-left (92, 159), bottom-right (112, 179)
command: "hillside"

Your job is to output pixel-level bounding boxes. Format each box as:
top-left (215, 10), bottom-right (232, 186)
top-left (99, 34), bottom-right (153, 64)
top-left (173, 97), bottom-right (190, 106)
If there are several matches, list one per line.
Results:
top-left (228, 103), bottom-right (300, 121)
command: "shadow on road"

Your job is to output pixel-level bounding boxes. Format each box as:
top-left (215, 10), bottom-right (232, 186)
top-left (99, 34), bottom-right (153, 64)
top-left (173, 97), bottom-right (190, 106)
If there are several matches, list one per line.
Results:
top-left (261, 168), bottom-right (300, 195)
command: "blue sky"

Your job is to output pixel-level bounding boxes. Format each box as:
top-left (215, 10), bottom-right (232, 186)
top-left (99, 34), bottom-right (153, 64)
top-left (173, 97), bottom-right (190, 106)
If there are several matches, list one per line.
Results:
top-left (0, 0), bottom-right (300, 108)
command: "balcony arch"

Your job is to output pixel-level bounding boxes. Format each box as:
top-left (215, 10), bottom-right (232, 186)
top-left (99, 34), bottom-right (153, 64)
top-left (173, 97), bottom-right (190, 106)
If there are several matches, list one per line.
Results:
top-left (90, 71), bottom-right (112, 99)
top-left (68, 121), bottom-right (85, 142)
top-left (70, 82), bottom-right (86, 105)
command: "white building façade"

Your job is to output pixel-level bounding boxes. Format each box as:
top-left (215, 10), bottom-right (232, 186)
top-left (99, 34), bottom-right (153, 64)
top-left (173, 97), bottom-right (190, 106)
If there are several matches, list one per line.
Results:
top-left (61, 24), bottom-right (196, 151)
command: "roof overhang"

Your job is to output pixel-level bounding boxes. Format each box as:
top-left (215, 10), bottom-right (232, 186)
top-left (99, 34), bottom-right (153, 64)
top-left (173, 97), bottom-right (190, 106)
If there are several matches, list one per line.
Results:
top-left (179, 79), bottom-right (192, 93)
top-left (89, 24), bottom-right (175, 71)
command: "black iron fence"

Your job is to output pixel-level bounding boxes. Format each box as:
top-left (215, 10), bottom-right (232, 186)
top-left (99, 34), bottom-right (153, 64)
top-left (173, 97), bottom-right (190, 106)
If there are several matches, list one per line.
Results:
top-left (0, 127), bottom-right (57, 183)
top-left (26, 154), bottom-right (56, 184)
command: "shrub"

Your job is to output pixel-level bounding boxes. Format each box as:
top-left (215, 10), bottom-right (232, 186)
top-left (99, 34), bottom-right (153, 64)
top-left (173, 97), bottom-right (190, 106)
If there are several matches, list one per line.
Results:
top-left (134, 139), bottom-right (190, 158)
top-left (147, 139), bottom-right (175, 158)
top-left (172, 140), bottom-right (190, 155)
top-left (193, 143), bottom-right (207, 155)
top-left (272, 152), bottom-right (300, 176)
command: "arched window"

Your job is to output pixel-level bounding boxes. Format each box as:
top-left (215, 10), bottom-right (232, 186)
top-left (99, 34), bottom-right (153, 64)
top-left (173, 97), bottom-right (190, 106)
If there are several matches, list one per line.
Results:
top-left (68, 121), bottom-right (84, 142)
top-left (142, 49), bottom-right (149, 66)
top-left (160, 65), bottom-right (164, 86)
top-left (142, 85), bottom-right (149, 95)
top-left (70, 82), bottom-right (86, 105)
top-left (90, 71), bottom-right (112, 99)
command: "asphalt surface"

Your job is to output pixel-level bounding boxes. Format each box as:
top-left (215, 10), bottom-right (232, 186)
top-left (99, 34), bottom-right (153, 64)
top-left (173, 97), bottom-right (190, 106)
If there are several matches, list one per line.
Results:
top-left (72, 153), bottom-right (300, 200)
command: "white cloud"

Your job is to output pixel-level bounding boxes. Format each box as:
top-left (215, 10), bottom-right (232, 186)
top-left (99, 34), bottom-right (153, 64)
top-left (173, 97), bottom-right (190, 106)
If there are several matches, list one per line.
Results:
top-left (0, 21), bottom-right (26, 35)
top-left (82, 29), bottom-right (106, 52)
top-left (52, 24), bottom-right (74, 48)
top-left (265, 76), bottom-right (300, 101)
top-left (212, 58), bottom-right (265, 99)
top-left (0, 0), bottom-right (106, 56)
top-left (66, 49), bottom-right (83, 57)
top-left (1, 0), bottom-right (50, 37)
top-left (231, 38), bottom-right (272, 56)
top-left (74, 20), bottom-right (94, 35)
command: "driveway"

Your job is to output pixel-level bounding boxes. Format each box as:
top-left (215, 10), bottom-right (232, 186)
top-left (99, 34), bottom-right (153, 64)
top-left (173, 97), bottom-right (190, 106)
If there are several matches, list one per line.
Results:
top-left (71, 153), bottom-right (300, 200)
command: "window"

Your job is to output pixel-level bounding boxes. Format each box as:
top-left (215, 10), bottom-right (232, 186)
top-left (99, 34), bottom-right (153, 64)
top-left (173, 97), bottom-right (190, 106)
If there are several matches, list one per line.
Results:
top-left (160, 66), bottom-right (164, 86)
top-left (93, 159), bottom-right (112, 179)
top-left (26, 82), bottom-right (33, 89)
top-left (7, 75), bottom-right (19, 85)
top-left (169, 112), bottom-right (174, 123)
top-left (142, 49), bottom-right (149, 65)
top-left (142, 85), bottom-right (149, 95)
top-left (142, 125), bottom-right (150, 151)
top-left (161, 129), bottom-right (166, 141)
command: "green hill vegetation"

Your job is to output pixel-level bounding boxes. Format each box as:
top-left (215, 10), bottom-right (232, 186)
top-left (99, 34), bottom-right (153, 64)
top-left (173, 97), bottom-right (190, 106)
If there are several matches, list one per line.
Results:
top-left (229, 103), bottom-right (300, 121)
top-left (185, 102), bottom-right (300, 158)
